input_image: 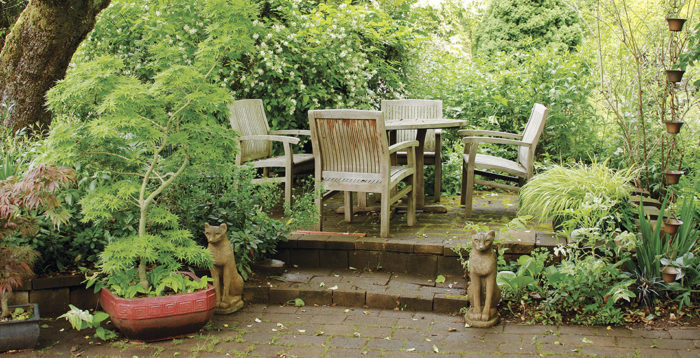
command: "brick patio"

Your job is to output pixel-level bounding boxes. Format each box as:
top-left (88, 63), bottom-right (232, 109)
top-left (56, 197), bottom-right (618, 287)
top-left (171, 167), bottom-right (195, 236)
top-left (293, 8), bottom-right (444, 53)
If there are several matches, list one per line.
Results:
top-left (11, 304), bottom-right (699, 357)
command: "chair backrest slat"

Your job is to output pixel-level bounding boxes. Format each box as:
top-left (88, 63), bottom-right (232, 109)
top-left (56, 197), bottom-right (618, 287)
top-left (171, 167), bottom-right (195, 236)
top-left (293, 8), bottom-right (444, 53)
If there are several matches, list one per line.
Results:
top-left (228, 99), bottom-right (272, 162)
top-left (309, 110), bottom-right (388, 178)
top-left (381, 99), bottom-right (442, 151)
top-left (518, 103), bottom-right (549, 176)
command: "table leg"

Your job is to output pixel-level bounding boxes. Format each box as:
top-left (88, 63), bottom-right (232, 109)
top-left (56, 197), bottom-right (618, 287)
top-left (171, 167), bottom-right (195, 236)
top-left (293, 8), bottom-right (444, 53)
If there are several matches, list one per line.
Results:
top-left (411, 129), bottom-right (447, 213)
top-left (414, 129), bottom-right (426, 209)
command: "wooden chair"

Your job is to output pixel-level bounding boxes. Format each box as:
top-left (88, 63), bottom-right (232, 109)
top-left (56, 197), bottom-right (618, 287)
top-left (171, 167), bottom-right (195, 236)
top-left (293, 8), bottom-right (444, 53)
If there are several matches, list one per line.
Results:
top-left (460, 103), bottom-right (549, 217)
top-left (308, 109), bottom-right (418, 237)
top-left (228, 99), bottom-right (313, 207)
top-left (381, 99), bottom-right (444, 202)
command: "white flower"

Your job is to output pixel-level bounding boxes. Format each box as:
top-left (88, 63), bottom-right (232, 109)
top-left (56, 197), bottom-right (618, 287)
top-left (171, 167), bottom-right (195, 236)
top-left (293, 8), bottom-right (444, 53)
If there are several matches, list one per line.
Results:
top-left (155, 11), bottom-right (161, 16)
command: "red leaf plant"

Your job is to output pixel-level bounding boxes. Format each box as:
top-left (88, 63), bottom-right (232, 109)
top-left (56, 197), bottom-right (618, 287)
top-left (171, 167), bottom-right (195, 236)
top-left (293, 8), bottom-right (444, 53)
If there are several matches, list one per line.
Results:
top-left (0, 164), bottom-right (74, 319)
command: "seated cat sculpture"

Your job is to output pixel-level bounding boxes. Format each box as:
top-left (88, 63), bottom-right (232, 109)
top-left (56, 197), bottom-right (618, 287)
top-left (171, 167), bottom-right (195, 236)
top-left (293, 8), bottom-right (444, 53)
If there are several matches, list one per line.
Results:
top-left (465, 230), bottom-right (501, 327)
top-left (205, 223), bottom-right (244, 314)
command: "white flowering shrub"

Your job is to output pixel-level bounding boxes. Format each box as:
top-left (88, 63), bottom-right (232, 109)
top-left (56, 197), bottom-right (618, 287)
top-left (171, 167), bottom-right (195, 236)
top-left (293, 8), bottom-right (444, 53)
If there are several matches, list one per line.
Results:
top-left (74, 0), bottom-right (417, 130)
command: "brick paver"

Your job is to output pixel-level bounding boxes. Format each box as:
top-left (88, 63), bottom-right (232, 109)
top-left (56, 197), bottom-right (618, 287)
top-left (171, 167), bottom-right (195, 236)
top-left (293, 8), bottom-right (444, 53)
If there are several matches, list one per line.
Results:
top-left (7, 304), bottom-right (698, 357)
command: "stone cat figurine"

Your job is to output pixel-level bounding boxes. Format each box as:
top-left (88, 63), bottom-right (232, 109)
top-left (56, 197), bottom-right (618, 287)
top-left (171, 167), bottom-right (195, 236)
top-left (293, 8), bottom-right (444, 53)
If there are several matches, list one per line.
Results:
top-left (465, 230), bottom-right (501, 327)
top-left (205, 223), bottom-right (244, 314)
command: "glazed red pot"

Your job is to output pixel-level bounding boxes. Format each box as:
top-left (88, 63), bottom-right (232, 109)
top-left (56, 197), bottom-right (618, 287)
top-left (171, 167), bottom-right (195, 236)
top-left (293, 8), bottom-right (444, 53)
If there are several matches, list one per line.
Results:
top-left (100, 272), bottom-right (216, 342)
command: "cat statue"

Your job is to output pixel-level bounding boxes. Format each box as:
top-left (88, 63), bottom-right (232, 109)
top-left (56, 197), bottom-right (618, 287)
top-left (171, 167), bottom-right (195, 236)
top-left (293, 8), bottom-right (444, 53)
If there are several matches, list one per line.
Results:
top-left (465, 230), bottom-right (501, 327)
top-left (204, 223), bottom-right (244, 314)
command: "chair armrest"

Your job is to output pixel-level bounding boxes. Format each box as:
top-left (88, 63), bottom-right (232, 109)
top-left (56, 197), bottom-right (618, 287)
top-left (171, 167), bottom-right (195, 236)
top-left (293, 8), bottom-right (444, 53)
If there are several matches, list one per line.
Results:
top-left (457, 129), bottom-right (522, 139)
top-left (239, 134), bottom-right (300, 145)
top-left (389, 140), bottom-right (419, 154)
top-left (462, 136), bottom-right (528, 146)
top-left (269, 129), bottom-right (311, 136)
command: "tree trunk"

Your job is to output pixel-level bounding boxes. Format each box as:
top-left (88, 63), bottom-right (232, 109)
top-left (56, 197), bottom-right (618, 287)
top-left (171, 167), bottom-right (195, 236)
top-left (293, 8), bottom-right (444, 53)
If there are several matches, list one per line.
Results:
top-left (0, 1), bottom-right (28, 50)
top-left (0, 291), bottom-right (9, 319)
top-left (0, 0), bottom-right (110, 132)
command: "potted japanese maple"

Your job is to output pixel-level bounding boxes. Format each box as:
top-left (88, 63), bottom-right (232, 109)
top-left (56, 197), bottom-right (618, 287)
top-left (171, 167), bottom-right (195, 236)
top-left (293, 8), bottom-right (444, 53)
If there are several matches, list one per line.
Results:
top-left (0, 164), bottom-right (74, 352)
top-left (44, 56), bottom-right (239, 341)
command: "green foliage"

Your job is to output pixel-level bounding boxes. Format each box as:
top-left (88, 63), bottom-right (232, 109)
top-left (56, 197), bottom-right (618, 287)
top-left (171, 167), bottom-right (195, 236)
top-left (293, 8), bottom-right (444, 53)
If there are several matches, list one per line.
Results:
top-left (75, 0), bottom-right (418, 132)
top-left (518, 162), bottom-right (635, 230)
top-left (9, 166), bottom-right (136, 274)
top-left (499, 244), bottom-right (634, 325)
top-left (426, 46), bottom-right (601, 164)
top-left (543, 251), bottom-right (633, 325)
top-left (99, 231), bottom-right (213, 277)
top-left (165, 166), bottom-right (316, 280)
top-left (497, 250), bottom-right (548, 300)
top-left (42, 0), bottom-right (252, 291)
top-left (8, 306), bottom-right (32, 321)
top-left (87, 267), bottom-right (212, 299)
top-left (473, 0), bottom-right (583, 56)
top-left (665, 195), bottom-right (699, 262)
top-left (59, 304), bottom-right (117, 341)
top-left (0, 126), bottom-right (37, 181)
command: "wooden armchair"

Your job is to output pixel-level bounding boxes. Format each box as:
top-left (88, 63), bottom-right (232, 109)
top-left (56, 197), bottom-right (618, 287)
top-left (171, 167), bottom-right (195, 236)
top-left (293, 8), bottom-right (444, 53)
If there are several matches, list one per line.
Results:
top-left (381, 99), bottom-right (444, 202)
top-left (460, 103), bottom-right (549, 217)
top-left (308, 109), bottom-right (418, 238)
top-left (228, 99), bottom-right (313, 207)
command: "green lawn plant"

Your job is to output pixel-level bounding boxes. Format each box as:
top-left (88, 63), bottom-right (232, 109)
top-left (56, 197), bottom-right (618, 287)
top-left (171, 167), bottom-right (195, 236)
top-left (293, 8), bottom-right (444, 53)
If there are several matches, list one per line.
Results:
top-left (518, 162), bottom-right (635, 233)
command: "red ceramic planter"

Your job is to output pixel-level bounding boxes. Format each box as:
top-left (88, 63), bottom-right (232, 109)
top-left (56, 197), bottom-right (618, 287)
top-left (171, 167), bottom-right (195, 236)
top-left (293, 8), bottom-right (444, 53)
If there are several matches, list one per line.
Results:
top-left (100, 273), bottom-right (216, 342)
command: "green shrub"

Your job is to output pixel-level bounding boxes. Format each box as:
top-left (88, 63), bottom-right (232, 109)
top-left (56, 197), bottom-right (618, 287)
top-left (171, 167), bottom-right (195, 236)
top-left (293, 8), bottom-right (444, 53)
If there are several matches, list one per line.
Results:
top-left (518, 162), bottom-right (635, 231)
top-left (473, 0), bottom-right (583, 56)
top-left (543, 251), bottom-right (633, 325)
top-left (75, 0), bottom-right (418, 132)
top-left (165, 166), bottom-right (317, 279)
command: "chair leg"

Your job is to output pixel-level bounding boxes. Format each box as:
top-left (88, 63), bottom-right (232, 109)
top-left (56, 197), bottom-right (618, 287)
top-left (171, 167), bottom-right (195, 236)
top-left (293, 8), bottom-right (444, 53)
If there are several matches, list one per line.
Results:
top-left (358, 192), bottom-right (367, 208)
top-left (284, 167), bottom-right (292, 208)
top-left (407, 175), bottom-right (416, 227)
top-left (380, 190), bottom-right (390, 238)
top-left (314, 179), bottom-right (323, 231)
top-left (465, 163), bottom-right (475, 218)
top-left (460, 162), bottom-right (467, 205)
top-left (344, 191), bottom-right (353, 222)
top-left (434, 161), bottom-right (442, 203)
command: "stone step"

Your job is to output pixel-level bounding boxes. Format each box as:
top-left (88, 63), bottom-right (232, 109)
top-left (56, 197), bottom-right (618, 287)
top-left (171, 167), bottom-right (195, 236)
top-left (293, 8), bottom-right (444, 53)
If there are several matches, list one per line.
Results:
top-left (243, 267), bottom-right (469, 314)
top-left (275, 230), bottom-right (558, 277)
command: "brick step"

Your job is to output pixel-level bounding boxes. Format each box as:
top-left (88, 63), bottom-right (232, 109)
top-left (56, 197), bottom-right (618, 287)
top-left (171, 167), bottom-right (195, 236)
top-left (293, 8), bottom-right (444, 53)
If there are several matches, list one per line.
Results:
top-left (275, 230), bottom-right (563, 277)
top-left (243, 267), bottom-right (469, 314)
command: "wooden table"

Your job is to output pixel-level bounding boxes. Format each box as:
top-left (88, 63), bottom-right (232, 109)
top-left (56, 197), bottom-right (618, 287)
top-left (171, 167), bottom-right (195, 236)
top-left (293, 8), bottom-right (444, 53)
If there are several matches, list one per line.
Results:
top-left (386, 119), bottom-right (466, 213)
top-left (336, 118), bottom-right (466, 215)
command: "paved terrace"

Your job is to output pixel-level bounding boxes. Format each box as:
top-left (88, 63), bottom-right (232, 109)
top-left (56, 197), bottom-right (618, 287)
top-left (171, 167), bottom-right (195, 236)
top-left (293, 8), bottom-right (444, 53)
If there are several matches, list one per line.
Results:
top-left (9, 304), bottom-right (699, 357)
top-left (242, 192), bottom-right (564, 313)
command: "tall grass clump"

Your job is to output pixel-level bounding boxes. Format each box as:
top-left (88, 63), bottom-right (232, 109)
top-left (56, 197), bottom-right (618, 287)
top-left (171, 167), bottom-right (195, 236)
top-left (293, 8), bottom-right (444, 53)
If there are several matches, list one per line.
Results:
top-left (518, 162), bottom-right (636, 227)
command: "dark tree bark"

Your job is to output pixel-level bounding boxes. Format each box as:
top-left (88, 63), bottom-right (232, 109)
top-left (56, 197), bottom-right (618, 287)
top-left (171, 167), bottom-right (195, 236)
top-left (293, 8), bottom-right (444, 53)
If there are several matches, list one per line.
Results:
top-left (0, 0), bottom-right (111, 132)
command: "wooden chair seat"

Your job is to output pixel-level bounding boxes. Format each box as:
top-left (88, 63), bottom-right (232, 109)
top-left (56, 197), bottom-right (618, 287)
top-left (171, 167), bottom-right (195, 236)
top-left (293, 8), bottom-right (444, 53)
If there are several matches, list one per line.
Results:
top-left (462, 153), bottom-right (528, 177)
top-left (249, 153), bottom-right (314, 169)
top-left (461, 103), bottom-right (549, 217)
top-left (322, 166), bottom-right (414, 190)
